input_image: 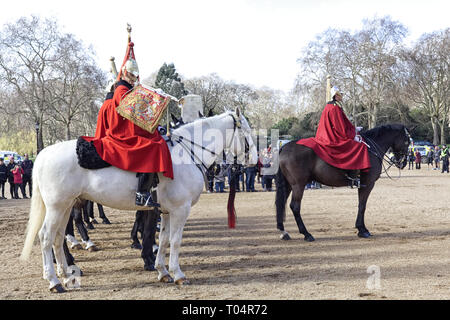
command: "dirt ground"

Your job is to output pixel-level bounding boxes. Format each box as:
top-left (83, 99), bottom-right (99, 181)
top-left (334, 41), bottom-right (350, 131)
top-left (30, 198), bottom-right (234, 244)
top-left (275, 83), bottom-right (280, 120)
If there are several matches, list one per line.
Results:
top-left (0, 166), bottom-right (449, 300)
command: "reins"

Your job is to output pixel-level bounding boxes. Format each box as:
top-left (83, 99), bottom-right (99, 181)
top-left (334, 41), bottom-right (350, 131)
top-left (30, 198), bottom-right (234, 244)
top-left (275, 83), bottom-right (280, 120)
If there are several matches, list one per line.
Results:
top-left (362, 132), bottom-right (408, 180)
top-left (168, 113), bottom-right (249, 172)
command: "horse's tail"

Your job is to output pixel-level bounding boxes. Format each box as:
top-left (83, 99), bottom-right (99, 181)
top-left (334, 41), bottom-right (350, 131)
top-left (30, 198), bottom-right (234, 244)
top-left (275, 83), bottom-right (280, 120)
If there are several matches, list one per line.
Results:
top-left (275, 165), bottom-right (290, 231)
top-left (20, 170), bottom-right (46, 261)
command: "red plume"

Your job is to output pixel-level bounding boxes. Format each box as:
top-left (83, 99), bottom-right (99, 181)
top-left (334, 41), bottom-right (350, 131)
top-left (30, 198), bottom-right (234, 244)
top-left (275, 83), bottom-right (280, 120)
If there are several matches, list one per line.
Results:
top-left (227, 178), bottom-right (237, 229)
top-left (116, 38), bottom-right (137, 82)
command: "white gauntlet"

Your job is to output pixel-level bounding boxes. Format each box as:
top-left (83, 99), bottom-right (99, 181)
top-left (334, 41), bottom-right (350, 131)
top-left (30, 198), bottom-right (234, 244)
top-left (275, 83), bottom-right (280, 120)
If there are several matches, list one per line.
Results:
top-left (354, 134), bottom-right (362, 143)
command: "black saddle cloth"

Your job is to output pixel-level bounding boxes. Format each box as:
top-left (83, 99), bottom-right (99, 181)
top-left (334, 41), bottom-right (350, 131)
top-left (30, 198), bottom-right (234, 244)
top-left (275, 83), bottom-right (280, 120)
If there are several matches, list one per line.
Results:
top-left (76, 137), bottom-right (111, 170)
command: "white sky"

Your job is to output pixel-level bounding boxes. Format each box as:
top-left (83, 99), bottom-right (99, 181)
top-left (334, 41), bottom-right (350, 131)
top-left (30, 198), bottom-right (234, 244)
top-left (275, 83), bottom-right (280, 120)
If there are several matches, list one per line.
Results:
top-left (1, 0), bottom-right (449, 93)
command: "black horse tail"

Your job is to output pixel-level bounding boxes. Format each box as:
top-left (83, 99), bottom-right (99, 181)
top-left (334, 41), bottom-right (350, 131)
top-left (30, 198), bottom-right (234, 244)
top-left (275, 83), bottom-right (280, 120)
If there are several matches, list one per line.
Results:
top-left (275, 166), bottom-right (289, 231)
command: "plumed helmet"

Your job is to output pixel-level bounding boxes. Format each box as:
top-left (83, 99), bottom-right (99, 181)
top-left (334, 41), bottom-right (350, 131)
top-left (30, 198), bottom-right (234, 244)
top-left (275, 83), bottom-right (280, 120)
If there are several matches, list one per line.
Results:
top-left (122, 59), bottom-right (139, 77)
top-left (330, 86), bottom-right (341, 99)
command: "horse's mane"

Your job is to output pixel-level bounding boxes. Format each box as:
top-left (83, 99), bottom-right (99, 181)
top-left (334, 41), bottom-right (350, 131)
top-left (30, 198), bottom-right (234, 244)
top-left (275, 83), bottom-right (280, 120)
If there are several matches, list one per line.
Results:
top-left (361, 123), bottom-right (405, 139)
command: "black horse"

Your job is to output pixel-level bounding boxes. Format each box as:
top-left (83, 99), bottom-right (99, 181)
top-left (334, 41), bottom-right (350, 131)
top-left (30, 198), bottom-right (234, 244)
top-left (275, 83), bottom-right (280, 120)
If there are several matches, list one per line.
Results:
top-left (275, 124), bottom-right (410, 241)
top-left (130, 209), bottom-right (160, 271)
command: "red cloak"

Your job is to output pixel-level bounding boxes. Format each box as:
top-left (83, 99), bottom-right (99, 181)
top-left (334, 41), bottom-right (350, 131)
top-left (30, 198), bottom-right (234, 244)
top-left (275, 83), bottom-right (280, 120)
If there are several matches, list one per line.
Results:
top-left (82, 80), bottom-right (174, 178)
top-left (297, 101), bottom-right (371, 170)
top-left (92, 91), bottom-right (113, 140)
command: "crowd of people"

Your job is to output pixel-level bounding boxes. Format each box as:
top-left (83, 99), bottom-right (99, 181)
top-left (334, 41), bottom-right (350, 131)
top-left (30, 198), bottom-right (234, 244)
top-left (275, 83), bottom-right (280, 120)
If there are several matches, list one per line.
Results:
top-left (0, 154), bottom-right (33, 200)
top-left (205, 146), bottom-right (285, 193)
top-left (407, 144), bottom-right (449, 173)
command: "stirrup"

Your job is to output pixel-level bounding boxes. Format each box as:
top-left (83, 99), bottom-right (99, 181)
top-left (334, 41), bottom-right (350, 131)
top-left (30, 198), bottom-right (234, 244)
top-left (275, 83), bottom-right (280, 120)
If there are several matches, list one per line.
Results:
top-left (136, 192), bottom-right (160, 208)
top-left (345, 174), bottom-right (361, 189)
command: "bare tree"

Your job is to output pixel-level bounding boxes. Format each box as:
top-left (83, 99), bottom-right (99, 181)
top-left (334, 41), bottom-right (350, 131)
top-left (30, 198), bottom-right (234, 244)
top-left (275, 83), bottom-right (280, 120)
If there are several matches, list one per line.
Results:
top-left (356, 16), bottom-right (408, 128)
top-left (0, 16), bottom-right (106, 148)
top-left (402, 29), bottom-right (450, 145)
top-left (48, 34), bottom-right (106, 140)
top-left (0, 16), bottom-right (61, 151)
top-left (184, 73), bottom-right (231, 115)
top-left (293, 17), bottom-right (408, 129)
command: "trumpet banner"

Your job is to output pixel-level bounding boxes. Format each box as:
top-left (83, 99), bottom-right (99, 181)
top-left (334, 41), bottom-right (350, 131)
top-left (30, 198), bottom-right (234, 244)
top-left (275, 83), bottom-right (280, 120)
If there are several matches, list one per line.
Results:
top-left (117, 84), bottom-right (170, 134)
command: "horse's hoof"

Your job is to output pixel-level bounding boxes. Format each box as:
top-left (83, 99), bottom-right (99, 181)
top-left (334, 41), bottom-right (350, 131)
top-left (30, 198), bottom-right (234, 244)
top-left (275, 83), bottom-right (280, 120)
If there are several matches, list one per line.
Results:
top-left (159, 275), bottom-right (174, 283)
top-left (50, 283), bottom-right (66, 293)
top-left (91, 219), bottom-right (99, 224)
top-left (358, 231), bottom-right (372, 238)
top-left (87, 245), bottom-right (99, 252)
top-left (72, 244), bottom-right (83, 250)
top-left (131, 242), bottom-right (142, 250)
top-left (102, 219), bottom-right (111, 224)
top-left (175, 278), bottom-right (190, 286)
top-left (280, 232), bottom-right (291, 240)
top-left (304, 234), bottom-right (315, 242)
top-left (86, 223), bottom-right (95, 230)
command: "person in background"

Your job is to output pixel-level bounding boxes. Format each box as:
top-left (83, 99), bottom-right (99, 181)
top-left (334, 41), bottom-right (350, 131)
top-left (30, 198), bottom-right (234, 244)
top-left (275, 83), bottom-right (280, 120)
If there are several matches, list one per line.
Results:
top-left (206, 163), bottom-right (216, 193)
top-left (12, 163), bottom-right (26, 199)
top-left (414, 149), bottom-right (421, 169)
top-left (407, 148), bottom-right (415, 170)
top-left (214, 162), bottom-right (227, 193)
top-left (256, 154), bottom-right (262, 185)
top-left (0, 158), bottom-right (7, 199)
top-left (434, 145), bottom-right (441, 170)
top-left (244, 164), bottom-right (257, 192)
top-left (260, 146), bottom-right (276, 192)
top-left (21, 153), bottom-right (33, 197)
top-left (426, 147), bottom-right (434, 170)
top-left (440, 144), bottom-right (449, 173)
top-left (6, 157), bottom-right (16, 199)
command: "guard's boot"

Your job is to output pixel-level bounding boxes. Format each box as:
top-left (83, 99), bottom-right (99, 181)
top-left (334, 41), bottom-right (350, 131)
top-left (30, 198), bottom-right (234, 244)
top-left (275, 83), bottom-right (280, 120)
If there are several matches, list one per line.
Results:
top-left (135, 173), bottom-right (160, 208)
top-left (345, 170), bottom-right (361, 188)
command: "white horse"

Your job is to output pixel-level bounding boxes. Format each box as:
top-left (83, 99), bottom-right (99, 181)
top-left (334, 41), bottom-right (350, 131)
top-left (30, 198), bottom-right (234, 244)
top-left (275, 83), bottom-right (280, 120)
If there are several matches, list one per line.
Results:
top-left (20, 109), bottom-right (257, 292)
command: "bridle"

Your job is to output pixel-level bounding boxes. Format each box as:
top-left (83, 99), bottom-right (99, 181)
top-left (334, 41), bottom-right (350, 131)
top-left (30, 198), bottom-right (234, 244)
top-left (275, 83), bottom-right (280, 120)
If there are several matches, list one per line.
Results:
top-left (362, 127), bottom-right (410, 179)
top-left (168, 113), bottom-right (250, 172)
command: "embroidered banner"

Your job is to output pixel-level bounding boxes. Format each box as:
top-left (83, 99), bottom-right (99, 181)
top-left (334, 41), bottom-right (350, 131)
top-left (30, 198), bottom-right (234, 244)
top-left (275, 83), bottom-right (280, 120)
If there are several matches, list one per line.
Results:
top-left (117, 84), bottom-right (171, 134)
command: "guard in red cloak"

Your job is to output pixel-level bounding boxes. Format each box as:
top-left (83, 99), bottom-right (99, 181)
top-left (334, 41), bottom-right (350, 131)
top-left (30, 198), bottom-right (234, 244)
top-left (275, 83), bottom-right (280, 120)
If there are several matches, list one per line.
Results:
top-left (83, 52), bottom-right (173, 208)
top-left (296, 86), bottom-right (370, 186)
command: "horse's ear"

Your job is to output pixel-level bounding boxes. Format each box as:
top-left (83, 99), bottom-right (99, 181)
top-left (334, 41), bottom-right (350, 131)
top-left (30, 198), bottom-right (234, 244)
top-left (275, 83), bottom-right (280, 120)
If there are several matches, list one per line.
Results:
top-left (235, 107), bottom-right (241, 118)
top-left (207, 109), bottom-right (214, 117)
top-left (198, 111), bottom-right (204, 118)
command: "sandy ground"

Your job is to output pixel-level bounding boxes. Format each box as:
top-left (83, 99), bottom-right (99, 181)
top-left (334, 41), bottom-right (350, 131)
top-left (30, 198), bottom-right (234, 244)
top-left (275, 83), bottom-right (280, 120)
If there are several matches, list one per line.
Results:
top-left (0, 166), bottom-right (449, 300)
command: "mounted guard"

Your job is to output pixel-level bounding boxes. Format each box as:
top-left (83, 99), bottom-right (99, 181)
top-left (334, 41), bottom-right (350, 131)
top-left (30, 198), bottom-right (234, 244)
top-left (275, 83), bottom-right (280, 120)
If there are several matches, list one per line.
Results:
top-left (296, 86), bottom-right (371, 187)
top-left (80, 25), bottom-right (174, 208)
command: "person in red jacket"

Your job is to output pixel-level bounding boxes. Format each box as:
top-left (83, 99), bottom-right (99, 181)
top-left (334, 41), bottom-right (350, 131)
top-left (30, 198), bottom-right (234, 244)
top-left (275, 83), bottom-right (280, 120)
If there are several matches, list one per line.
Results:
top-left (83, 59), bottom-right (173, 207)
top-left (297, 86), bottom-right (370, 187)
top-left (12, 164), bottom-right (26, 199)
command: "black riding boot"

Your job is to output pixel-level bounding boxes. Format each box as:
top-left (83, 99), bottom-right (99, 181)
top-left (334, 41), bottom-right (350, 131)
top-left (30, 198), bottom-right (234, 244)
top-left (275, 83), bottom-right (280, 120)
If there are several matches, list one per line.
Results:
top-left (135, 173), bottom-right (160, 208)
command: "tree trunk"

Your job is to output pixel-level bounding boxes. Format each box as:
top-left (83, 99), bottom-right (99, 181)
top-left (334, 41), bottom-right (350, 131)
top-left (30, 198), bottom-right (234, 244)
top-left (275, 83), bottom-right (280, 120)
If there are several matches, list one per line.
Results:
top-left (430, 117), bottom-right (440, 145)
top-left (37, 128), bottom-right (44, 154)
top-left (440, 123), bottom-right (446, 145)
top-left (66, 123), bottom-right (71, 141)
